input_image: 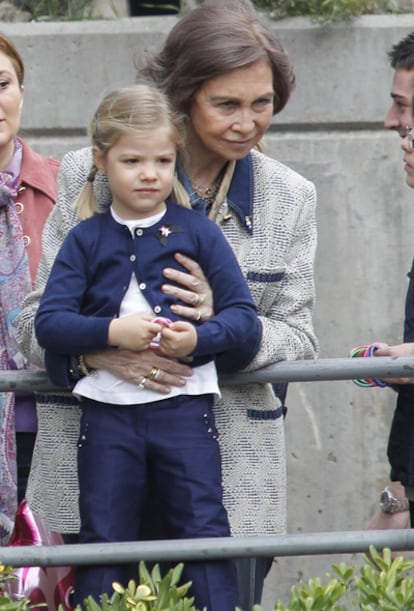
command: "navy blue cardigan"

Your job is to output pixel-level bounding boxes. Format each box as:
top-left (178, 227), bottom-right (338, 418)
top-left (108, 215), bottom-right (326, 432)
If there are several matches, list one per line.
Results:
top-left (35, 201), bottom-right (262, 385)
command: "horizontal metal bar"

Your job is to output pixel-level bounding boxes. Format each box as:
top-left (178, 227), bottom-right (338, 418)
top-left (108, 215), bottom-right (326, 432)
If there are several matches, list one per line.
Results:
top-left (222, 356), bottom-right (414, 384)
top-left (3, 356), bottom-right (414, 392)
top-left (1, 530), bottom-right (414, 567)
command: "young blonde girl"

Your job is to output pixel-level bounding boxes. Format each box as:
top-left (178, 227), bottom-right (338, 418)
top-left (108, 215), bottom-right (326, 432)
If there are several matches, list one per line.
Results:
top-left (34, 84), bottom-right (262, 610)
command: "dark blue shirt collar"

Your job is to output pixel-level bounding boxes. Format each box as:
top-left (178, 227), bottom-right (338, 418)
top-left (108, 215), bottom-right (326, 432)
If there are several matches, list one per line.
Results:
top-left (176, 153), bottom-right (253, 234)
top-left (226, 154), bottom-right (253, 234)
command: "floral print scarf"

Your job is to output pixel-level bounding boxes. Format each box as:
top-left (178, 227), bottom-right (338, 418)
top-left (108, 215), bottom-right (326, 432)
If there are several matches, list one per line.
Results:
top-left (0, 139), bottom-right (29, 527)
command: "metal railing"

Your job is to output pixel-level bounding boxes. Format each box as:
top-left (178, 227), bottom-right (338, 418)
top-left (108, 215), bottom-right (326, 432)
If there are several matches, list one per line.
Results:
top-left (1, 356), bottom-right (414, 569)
top-left (1, 530), bottom-right (414, 567)
top-left (4, 355), bottom-right (414, 391)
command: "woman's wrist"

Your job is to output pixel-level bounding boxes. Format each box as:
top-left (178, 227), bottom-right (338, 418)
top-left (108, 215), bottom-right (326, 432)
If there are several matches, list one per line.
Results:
top-left (78, 354), bottom-right (97, 376)
top-left (68, 354), bottom-right (96, 382)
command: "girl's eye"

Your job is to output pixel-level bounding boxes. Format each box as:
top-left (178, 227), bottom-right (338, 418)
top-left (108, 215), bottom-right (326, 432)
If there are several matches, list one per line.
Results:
top-left (159, 157), bottom-right (174, 164)
top-left (0, 80), bottom-right (10, 90)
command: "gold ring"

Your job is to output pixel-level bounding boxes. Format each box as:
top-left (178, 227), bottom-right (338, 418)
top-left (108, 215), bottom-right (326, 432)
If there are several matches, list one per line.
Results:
top-left (149, 367), bottom-right (161, 381)
top-left (195, 310), bottom-right (202, 322)
top-left (192, 293), bottom-right (201, 306)
top-left (138, 377), bottom-right (147, 389)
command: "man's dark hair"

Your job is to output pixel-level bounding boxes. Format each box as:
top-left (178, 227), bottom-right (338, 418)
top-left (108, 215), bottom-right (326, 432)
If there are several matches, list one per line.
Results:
top-left (389, 32), bottom-right (414, 69)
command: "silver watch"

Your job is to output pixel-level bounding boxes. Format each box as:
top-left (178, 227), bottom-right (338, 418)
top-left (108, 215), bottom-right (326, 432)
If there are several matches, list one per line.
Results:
top-left (379, 486), bottom-right (410, 513)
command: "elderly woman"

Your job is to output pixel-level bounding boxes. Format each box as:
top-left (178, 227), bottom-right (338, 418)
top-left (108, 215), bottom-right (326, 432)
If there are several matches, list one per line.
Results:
top-left (0, 32), bottom-right (59, 533)
top-left (16, 0), bottom-right (318, 606)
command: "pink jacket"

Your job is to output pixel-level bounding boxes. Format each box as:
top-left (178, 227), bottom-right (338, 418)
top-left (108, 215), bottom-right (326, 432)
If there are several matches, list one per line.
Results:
top-left (16, 138), bottom-right (60, 283)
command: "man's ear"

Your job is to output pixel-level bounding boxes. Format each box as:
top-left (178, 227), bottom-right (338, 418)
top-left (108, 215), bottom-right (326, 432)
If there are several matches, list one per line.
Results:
top-left (92, 145), bottom-right (106, 173)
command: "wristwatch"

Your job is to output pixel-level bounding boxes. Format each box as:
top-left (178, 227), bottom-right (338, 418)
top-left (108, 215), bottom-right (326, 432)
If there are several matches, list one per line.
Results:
top-left (379, 486), bottom-right (410, 513)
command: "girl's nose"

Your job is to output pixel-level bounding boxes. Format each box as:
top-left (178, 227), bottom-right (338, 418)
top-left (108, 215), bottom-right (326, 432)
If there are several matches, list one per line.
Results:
top-left (140, 164), bottom-right (156, 179)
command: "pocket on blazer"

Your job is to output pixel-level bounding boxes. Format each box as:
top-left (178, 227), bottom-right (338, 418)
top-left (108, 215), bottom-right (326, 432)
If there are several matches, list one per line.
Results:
top-left (246, 267), bottom-right (286, 311)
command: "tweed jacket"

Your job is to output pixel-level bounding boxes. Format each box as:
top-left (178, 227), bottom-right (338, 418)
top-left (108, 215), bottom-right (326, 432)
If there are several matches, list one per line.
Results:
top-left (16, 146), bottom-right (318, 536)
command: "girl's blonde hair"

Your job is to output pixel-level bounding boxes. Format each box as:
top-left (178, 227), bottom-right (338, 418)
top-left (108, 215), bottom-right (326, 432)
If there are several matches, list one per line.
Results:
top-left (75, 83), bottom-right (185, 220)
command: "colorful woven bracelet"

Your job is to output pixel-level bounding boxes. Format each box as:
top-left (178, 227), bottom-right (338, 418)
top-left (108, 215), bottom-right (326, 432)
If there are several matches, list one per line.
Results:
top-left (348, 344), bottom-right (387, 388)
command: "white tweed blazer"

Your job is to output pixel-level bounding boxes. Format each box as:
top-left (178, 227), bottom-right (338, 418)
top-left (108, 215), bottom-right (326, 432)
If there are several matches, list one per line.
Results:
top-left (16, 146), bottom-right (318, 536)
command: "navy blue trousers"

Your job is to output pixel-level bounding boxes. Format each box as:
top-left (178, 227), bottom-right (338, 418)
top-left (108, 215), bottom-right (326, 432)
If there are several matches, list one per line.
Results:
top-left (74, 395), bottom-right (238, 610)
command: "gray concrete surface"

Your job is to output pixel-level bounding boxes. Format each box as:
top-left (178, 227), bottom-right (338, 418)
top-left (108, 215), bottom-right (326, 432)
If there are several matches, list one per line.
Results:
top-left (5, 12), bottom-right (414, 608)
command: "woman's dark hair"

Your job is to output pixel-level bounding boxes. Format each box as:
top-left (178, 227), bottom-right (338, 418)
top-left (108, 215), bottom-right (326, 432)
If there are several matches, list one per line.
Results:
top-left (138, 0), bottom-right (295, 117)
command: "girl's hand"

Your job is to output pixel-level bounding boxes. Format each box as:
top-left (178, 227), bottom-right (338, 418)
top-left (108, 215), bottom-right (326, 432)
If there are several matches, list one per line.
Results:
top-left (162, 252), bottom-right (214, 323)
top-left (108, 314), bottom-right (161, 352)
top-left (84, 349), bottom-right (193, 394)
top-left (158, 320), bottom-right (197, 358)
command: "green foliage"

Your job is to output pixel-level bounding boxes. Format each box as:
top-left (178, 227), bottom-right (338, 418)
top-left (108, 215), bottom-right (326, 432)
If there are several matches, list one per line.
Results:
top-left (2, 548), bottom-right (414, 611)
top-left (11, 0), bottom-right (96, 20)
top-left (269, 546), bottom-right (414, 610)
top-left (255, 0), bottom-right (409, 25)
top-left (13, 0), bottom-right (179, 20)
top-left (0, 564), bottom-right (44, 610)
top-left (133, 2), bottom-right (180, 12)
top-left (65, 561), bottom-right (196, 611)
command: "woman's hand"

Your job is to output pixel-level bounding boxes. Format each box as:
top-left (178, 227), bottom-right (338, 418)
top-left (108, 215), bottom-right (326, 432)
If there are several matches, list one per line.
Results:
top-left (374, 342), bottom-right (414, 384)
top-left (162, 252), bottom-right (214, 322)
top-left (84, 349), bottom-right (193, 394)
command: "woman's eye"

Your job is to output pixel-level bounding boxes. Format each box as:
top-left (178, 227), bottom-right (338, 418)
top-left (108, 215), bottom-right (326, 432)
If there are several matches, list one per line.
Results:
top-left (254, 98), bottom-right (273, 108)
top-left (216, 100), bottom-right (237, 111)
top-left (0, 80), bottom-right (10, 90)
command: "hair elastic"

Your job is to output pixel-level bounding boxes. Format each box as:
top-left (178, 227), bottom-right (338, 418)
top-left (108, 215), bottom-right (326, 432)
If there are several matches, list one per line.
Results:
top-left (348, 344), bottom-right (388, 388)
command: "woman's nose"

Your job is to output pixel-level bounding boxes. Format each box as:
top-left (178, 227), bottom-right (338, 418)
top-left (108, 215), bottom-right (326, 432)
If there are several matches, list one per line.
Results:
top-left (232, 110), bottom-right (255, 133)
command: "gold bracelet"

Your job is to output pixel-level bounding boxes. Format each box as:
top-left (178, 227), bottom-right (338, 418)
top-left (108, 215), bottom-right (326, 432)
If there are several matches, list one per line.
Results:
top-left (78, 354), bottom-right (96, 377)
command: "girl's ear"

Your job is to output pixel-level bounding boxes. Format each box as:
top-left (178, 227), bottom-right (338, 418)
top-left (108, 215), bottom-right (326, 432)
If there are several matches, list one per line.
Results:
top-left (92, 145), bottom-right (106, 173)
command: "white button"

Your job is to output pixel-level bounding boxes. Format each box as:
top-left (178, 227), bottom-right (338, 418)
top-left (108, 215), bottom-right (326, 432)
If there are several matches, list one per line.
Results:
top-left (23, 235), bottom-right (31, 247)
top-left (130, 254), bottom-right (136, 262)
top-left (15, 202), bottom-right (24, 214)
top-left (139, 283), bottom-right (146, 290)
top-left (136, 228), bottom-right (143, 236)
top-left (154, 305), bottom-right (161, 314)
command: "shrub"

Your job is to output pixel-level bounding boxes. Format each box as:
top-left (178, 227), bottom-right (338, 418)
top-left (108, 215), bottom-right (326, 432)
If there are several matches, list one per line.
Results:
top-left (255, 0), bottom-right (412, 24)
top-left (10, 0), bottom-right (96, 20)
top-left (65, 561), bottom-right (196, 611)
top-left (0, 563), bottom-right (43, 610)
top-left (270, 545), bottom-right (414, 610)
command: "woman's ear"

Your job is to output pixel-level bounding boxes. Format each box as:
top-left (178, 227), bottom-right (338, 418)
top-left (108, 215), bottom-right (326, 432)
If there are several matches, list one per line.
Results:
top-left (19, 85), bottom-right (24, 110)
top-left (92, 145), bottom-right (106, 173)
